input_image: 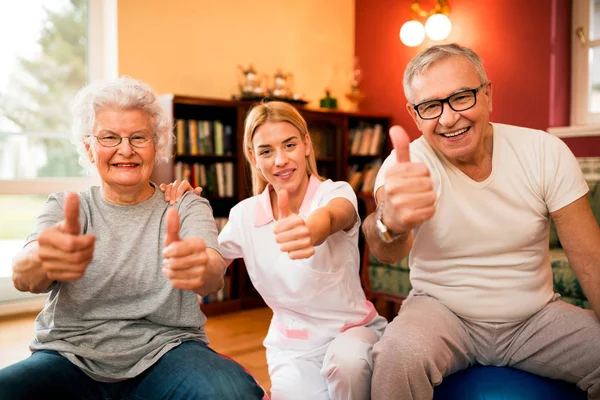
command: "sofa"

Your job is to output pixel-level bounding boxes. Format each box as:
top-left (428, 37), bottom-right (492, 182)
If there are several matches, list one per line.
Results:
top-left (362, 179), bottom-right (600, 320)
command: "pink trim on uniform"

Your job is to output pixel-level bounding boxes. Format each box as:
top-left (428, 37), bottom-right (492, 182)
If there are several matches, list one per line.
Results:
top-left (299, 175), bottom-right (321, 215)
top-left (216, 351), bottom-right (270, 400)
top-left (254, 175), bottom-right (322, 227)
top-left (274, 321), bottom-right (310, 340)
top-left (254, 185), bottom-right (274, 227)
top-left (340, 300), bottom-right (377, 333)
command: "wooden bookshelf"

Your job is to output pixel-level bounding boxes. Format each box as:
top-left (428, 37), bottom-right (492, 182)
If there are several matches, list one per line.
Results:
top-left (153, 95), bottom-right (391, 316)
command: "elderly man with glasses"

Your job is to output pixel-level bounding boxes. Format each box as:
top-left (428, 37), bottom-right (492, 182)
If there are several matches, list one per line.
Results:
top-left (363, 43), bottom-right (600, 399)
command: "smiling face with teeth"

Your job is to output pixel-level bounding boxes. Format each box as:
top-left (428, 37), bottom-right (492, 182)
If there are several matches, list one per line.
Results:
top-left (249, 120), bottom-right (311, 212)
top-left (406, 55), bottom-right (494, 169)
top-left (86, 108), bottom-right (156, 204)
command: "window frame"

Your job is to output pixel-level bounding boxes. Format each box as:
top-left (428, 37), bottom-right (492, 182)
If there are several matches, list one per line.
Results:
top-left (0, 0), bottom-right (117, 309)
top-left (0, 0), bottom-right (117, 194)
top-left (548, 0), bottom-right (600, 138)
top-left (571, 0), bottom-right (600, 126)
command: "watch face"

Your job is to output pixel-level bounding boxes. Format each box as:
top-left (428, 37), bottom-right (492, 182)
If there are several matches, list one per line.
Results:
top-left (376, 215), bottom-right (404, 243)
top-left (376, 218), bottom-right (394, 243)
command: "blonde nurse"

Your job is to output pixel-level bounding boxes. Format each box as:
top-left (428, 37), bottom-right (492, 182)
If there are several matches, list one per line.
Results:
top-left (217, 102), bottom-right (387, 400)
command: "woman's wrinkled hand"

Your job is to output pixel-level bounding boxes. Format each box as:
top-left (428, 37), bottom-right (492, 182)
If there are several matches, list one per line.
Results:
top-left (37, 192), bottom-right (96, 281)
top-left (162, 208), bottom-right (209, 291)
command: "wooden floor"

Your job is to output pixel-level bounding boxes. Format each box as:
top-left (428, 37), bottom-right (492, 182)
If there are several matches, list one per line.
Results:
top-left (0, 307), bottom-right (273, 394)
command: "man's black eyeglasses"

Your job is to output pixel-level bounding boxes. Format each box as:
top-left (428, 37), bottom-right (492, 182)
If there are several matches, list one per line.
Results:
top-left (413, 83), bottom-right (487, 120)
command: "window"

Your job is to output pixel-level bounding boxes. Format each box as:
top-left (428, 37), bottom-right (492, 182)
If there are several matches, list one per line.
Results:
top-left (571, 0), bottom-right (600, 126)
top-left (0, 0), bottom-right (116, 306)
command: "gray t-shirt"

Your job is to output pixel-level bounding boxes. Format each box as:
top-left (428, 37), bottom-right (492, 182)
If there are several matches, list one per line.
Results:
top-left (26, 183), bottom-right (219, 382)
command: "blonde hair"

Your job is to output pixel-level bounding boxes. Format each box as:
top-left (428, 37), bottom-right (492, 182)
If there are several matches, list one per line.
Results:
top-left (243, 101), bottom-right (323, 196)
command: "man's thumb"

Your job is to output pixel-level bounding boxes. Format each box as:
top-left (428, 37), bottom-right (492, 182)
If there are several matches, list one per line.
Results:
top-left (390, 125), bottom-right (411, 164)
top-left (63, 192), bottom-right (80, 235)
top-left (165, 208), bottom-right (181, 246)
top-left (277, 190), bottom-right (290, 219)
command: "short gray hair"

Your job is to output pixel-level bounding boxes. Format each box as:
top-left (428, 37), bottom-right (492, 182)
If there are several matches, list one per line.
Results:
top-left (403, 43), bottom-right (488, 104)
top-left (70, 76), bottom-right (173, 172)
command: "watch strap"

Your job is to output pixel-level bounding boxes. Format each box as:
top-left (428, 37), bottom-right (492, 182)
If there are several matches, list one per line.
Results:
top-left (376, 201), bottom-right (404, 243)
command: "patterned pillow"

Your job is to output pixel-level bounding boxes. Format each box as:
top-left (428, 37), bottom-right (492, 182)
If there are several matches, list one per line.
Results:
top-left (369, 253), bottom-right (409, 271)
top-left (550, 248), bottom-right (587, 303)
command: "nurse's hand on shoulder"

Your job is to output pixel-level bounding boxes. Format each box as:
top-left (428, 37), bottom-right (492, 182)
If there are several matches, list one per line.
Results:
top-left (273, 190), bottom-right (315, 260)
top-left (381, 125), bottom-right (436, 234)
top-left (159, 180), bottom-right (203, 206)
top-left (162, 208), bottom-right (209, 291)
top-left (37, 192), bottom-right (96, 281)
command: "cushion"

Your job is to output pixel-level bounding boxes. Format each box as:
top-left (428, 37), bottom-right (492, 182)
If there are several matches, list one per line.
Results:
top-left (368, 263), bottom-right (411, 297)
top-left (434, 365), bottom-right (586, 400)
top-left (368, 253), bottom-right (409, 271)
top-left (550, 248), bottom-right (589, 306)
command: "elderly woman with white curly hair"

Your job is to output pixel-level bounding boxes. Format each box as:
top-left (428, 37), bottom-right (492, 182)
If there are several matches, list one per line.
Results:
top-left (0, 77), bottom-right (266, 400)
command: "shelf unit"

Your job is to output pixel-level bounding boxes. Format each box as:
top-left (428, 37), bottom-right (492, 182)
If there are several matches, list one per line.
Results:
top-left (153, 95), bottom-right (391, 316)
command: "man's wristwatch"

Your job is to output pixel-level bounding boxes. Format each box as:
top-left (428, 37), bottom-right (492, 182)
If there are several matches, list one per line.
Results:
top-left (375, 201), bottom-right (404, 243)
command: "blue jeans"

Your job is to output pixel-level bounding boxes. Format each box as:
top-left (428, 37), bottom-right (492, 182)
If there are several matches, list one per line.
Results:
top-left (0, 341), bottom-right (265, 400)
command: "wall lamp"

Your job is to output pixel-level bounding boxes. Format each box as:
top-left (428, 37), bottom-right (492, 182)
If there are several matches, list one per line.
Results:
top-left (399, 0), bottom-right (452, 47)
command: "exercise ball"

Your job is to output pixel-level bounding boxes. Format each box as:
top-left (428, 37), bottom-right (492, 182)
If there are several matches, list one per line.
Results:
top-left (434, 365), bottom-right (586, 400)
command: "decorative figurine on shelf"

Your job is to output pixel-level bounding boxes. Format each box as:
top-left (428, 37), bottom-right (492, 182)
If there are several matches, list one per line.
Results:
top-left (233, 64), bottom-right (308, 106)
top-left (320, 89), bottom-right (338, 109)
top-left (237, 64), bottom-right (267, 98)
top-left (271, 69), bottom-right (292, 99)
top-left (345, 56), bottom-right (365, 111)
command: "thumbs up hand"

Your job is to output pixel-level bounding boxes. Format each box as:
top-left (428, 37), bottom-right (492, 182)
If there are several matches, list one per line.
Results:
top-left (37, 192), bottom-right (96, 281)
top-left (162, 207), bottom-right (209, 291)
top-left (165, 207), bottom-right (182, 247)
top-left (381, 126), bottom-right (436, 234)
top-left (62, 192), bottom-right (81, 235)
top-left (273, 189), bottom-right (315, 260)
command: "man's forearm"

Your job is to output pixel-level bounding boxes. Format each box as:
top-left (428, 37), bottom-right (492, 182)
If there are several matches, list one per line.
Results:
top-left (588, 290), bottom-right (600, 322)
top-left (363, 212), bottom-right (413, 264)
top-left (576, 261), bottom-right (600, 321)
top-left (12, 242), bottom-right (53, 293)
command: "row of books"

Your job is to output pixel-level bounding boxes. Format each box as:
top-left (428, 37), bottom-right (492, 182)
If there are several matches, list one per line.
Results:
top-left (175, 119), bottom-right (235, 156)
top-left (348, 159), bottom-right (383, 193)
top-left (174, 161), bottom-right (235, 198)
top-left (349, 124), bottom-right (386, 156)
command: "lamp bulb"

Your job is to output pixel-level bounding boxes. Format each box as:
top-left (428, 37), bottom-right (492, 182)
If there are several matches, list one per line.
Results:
top-left (399, 20), bottom-right (425, 47)
top-left (425, 13), bottom-right (452, 41)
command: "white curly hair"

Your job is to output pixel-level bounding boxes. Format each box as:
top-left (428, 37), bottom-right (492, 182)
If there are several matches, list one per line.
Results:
top-left (70, 76), bottom-right (173, 172)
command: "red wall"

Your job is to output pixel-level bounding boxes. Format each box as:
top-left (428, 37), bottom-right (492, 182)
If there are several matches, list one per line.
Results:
top-left (355, 0), bottom-right (599, 156)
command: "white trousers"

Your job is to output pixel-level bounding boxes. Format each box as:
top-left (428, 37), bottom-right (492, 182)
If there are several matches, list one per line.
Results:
top-left (267, 316), bottom-right (387, 400)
